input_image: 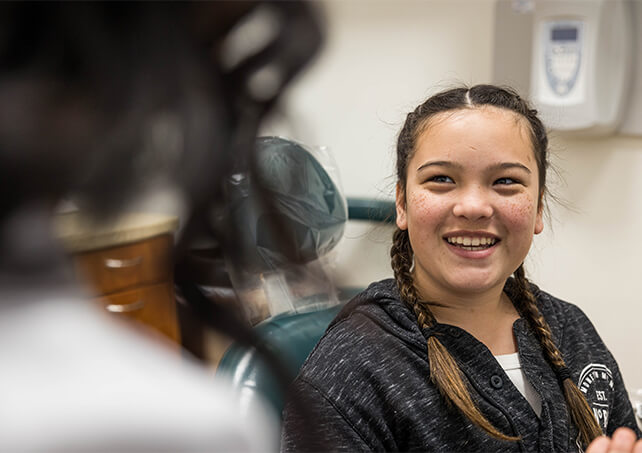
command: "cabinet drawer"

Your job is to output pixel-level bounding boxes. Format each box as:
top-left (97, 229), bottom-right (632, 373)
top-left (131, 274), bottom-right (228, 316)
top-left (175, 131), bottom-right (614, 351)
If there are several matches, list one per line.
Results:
top-left (98, 282), bottom-right (179, 342)
top-left (75, 234), bottom-right (172, 295)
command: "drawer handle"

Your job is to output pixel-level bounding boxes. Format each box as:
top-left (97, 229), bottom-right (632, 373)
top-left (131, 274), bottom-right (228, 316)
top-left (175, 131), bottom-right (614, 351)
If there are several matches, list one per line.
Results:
top-left (104, 256), bottom-right (142, 269)
top-left (106, 300), bottom-right (145, 313)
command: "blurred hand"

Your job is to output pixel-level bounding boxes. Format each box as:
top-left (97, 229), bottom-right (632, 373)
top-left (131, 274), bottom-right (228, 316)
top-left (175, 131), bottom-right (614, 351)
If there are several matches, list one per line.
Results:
top-left (586, 428), bottom-right (642, 453)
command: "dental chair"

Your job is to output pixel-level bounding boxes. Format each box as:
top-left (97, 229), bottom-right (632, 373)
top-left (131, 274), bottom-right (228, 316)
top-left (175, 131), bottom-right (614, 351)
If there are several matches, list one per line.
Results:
top-left (215, 193), bottom-right (395, 421)
top-left (209, 138), bottom-right (395, 427)
top-left (176, 136), bottom-right (395, 436)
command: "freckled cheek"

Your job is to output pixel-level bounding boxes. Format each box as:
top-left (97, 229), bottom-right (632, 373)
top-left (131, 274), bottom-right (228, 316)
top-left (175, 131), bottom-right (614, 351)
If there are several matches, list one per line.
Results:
top-left (406, 191), bottom-right (449, 224)
top-left (499, 195), bottom-right (538, 231)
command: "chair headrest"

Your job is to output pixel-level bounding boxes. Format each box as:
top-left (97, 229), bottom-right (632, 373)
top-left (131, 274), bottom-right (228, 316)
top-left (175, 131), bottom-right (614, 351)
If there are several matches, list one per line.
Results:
top-left (228, 137), bottom-right (347, 273)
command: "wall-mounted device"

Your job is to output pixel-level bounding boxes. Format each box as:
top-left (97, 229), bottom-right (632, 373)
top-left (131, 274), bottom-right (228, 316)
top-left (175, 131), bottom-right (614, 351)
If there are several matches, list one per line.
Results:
top-left (494, 0), bottom-right (640, 136)
top-left (531, 0), bottom-right (633, 134)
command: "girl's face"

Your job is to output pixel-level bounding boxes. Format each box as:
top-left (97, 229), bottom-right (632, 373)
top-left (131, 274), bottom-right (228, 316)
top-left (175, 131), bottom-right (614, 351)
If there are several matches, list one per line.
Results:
top-left (396, 107), bottom-right (544, 302)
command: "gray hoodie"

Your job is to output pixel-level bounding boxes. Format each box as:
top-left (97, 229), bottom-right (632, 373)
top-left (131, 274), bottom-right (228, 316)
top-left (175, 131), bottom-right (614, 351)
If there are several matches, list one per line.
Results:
top-left (281, 278), bottom-right (640, 452)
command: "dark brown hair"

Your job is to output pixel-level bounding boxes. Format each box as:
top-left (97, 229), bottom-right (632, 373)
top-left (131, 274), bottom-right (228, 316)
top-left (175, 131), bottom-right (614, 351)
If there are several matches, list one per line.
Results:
top-left (390, 84), bottom-right (601, 447)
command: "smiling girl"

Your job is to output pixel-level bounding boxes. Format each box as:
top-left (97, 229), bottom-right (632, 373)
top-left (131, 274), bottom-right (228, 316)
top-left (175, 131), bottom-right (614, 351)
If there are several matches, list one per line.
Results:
top-left (281, 85), bottom-right (640, 452)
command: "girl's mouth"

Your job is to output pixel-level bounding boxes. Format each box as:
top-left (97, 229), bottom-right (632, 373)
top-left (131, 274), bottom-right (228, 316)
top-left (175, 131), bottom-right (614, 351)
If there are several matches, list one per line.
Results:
top-left (444, 236), bottom-right (499, 251)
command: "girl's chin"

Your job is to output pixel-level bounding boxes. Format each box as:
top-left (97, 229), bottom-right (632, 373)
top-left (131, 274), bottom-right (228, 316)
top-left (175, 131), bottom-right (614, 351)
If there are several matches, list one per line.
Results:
top-left (413, 265), bottom-right (517, 298)
top-left (443, 274), bottom-right (508, 295)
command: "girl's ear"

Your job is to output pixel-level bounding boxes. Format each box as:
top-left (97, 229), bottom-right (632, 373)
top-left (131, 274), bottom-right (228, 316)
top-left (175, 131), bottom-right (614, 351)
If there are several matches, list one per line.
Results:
top-left (534, 208), bottom-right (544, 235)
top-left (534, 192), bottom-right (544, 235)
top-left (395, 183), bottom-right (408, 230)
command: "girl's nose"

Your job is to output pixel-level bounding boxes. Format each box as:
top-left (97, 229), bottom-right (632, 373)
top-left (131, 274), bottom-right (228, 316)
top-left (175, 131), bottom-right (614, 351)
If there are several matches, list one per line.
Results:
top-left (452, 186), bottom-right (494, 220)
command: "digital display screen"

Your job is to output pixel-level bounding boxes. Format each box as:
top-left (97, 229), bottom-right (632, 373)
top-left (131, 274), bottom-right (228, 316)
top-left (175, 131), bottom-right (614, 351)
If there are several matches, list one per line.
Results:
top-left (552, 27), bottom-right (578, 41)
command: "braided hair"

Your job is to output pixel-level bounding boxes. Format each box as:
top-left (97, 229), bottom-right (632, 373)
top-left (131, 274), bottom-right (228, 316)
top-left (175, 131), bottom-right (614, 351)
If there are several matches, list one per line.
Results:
top-left (390, 84), bottom-right (602, 447)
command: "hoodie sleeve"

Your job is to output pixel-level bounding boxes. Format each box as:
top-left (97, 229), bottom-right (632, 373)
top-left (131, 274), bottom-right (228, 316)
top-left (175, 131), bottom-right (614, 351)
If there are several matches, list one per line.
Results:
top-left (281, 377), bottom-right (374, 452)
top-left (605, 356), bottom-right (642, 438)
top-left (557, 302), bottom-right (641, 438)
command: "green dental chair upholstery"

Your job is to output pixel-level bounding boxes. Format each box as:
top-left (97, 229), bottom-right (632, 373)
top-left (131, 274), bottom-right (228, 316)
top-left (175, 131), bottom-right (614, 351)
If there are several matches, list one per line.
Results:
top-left (216, 303), bottom-right (343, 417)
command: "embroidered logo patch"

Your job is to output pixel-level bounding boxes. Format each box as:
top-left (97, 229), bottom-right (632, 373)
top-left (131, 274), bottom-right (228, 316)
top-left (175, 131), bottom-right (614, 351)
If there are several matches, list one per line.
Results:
top-left (577, 363), bottom-right (614, 430)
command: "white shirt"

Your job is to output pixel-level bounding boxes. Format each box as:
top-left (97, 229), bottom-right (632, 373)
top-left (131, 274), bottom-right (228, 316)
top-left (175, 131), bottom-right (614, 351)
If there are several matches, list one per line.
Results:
top-left (495, 352), bottom-right (543, 417)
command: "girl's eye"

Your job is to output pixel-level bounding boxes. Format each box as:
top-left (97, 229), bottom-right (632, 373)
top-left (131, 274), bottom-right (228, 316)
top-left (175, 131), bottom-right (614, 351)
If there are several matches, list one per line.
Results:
top-left (427, 175), bottom-right (454, 184)
top-left (494, 177), bottom-right (520, 185)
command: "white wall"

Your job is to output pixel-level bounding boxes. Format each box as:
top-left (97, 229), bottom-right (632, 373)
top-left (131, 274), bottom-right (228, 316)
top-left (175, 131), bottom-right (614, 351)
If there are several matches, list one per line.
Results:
top-left (528, 135), bottom-right (642, 392)
top-left (263, 0), bottom-right (642, 392)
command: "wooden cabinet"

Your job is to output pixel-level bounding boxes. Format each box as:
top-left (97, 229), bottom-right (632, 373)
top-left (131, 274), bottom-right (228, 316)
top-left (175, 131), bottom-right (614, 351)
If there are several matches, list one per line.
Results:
top-left (55, 213), bottom-right (180, 343)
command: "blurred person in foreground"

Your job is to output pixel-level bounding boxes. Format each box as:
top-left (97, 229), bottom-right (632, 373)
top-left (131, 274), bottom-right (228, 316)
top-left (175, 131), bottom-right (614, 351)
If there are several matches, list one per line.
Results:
top-left (0, 2), bottom-right (321, 451)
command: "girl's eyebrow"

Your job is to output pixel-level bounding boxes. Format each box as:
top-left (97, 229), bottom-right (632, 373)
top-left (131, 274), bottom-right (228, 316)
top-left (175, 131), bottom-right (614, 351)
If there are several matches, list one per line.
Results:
top-left (416, 161), bottom-right (531, 174)
top-left (416, 161), bottom-right (462, 172)
top-left (489, 162), bottom-right (532, 173)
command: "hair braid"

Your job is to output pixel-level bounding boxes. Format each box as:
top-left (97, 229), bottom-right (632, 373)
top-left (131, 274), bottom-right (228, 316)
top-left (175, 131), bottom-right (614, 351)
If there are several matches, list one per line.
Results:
top-left (512, 265), bottom-right (602, 448)
top-left (391, 228), bottom-right (519, 442)
top-left (390, 229), bottom-right (418, 305)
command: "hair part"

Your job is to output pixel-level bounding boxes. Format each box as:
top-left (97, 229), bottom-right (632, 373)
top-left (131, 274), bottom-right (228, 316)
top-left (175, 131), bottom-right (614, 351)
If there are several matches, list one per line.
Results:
top-left (390, 84), bottom-right (601, 447)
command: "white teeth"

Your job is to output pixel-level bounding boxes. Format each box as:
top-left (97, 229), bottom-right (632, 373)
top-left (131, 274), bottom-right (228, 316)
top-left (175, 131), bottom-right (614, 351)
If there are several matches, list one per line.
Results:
top-left (446, 236), bottom-right (497, 247)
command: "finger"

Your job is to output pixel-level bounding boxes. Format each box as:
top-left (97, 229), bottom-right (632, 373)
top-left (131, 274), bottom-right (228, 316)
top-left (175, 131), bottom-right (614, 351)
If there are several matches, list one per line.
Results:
top-left (585, 436), bottom-right (610, 453)
top-left (610, 427), bottom-right (637, 452)
top-left (632, 439), bottom-right (642, 453)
